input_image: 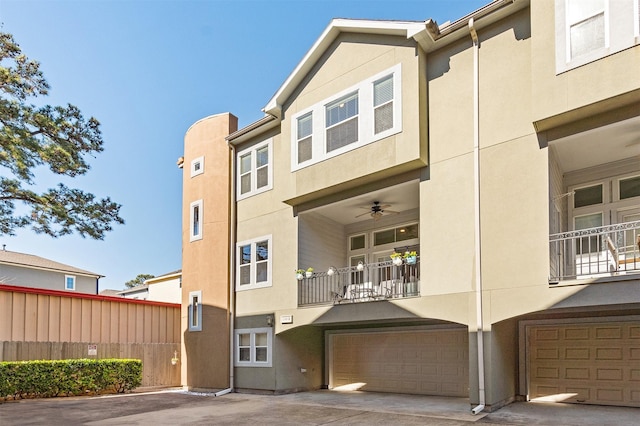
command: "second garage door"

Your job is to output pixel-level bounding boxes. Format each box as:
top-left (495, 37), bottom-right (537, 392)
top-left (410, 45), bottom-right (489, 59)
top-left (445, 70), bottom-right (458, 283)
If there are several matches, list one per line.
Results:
top-left (329, 328), bottom-right (469, 396)
top-left (528, 321), bottom-right (640, 407)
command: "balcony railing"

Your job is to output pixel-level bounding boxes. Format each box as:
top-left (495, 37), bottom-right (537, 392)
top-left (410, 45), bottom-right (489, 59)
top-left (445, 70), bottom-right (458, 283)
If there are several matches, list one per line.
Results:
top-left (549, 220), bottom-right (640, 282)
top-left (298, 258), bottom-right (420, 306)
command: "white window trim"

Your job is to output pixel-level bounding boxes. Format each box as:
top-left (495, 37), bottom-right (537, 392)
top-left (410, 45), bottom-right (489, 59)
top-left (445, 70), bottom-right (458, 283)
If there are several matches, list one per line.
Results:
top-left (236, 139), bottom-right (273, 201)
top-left (65, 275), bottom-right (76, 291)
top-left (291, 63), bottom-right (402, 171)
top-left (188, 290), bottom-right (202, 332)
top-left (236, 235), bottom-right (272, 291)
top-left (555, 0), bottom-right (640, 73)
top-left (563, 0), bottom-right (609, 64)
top-left (635, 0), bottom-right (640, 37)
top-left (190, 156), bottom-right (204, 178)
top-left (190, 199), bottom-right (203, 242)
top-left (234, 327), bottom-right (273, 367)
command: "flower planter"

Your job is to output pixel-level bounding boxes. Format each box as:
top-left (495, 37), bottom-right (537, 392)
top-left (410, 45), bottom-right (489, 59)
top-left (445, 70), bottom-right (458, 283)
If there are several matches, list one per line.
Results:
top-left (296, 273), bottom-right (304, 280)
top-left (392, 257), bottom-right (403, 266)
top-left (405, 255), bottom-right (417, 265)
top-left (305, 271), bottom-right (313, 278)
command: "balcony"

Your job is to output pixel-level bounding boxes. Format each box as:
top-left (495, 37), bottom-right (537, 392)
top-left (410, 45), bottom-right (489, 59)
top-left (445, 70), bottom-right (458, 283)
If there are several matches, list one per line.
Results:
top-left (298, 258), bottom-right (420, 306)
top-left (549, 220), bottom-right (640, 283)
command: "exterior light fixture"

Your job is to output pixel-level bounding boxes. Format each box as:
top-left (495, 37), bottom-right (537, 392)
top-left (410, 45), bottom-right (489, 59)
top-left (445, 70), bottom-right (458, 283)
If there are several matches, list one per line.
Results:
top-left (171, 350), bottom-right (179, 366)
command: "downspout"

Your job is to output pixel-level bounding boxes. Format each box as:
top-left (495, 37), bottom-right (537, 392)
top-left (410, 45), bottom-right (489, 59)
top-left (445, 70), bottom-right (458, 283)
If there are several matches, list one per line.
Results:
top-left (469, 17), bottom-right (486, 416)
top-left (215, 139), bottom-right (237, 398)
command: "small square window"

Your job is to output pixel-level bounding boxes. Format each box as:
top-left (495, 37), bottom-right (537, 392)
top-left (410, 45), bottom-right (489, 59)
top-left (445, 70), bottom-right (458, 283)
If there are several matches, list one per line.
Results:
top-left (350, 235), bottom-right (366, 250)
top-left (190, 156), bottom-right (204, 177)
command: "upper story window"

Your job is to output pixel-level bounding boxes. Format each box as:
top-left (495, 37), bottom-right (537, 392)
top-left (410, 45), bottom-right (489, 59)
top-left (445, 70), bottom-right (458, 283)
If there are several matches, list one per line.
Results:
top-left (291, 63), bottom-right (402, 170)
top-left (555, 0), bottom-right (639, 73)
top-left (190, 199), bottom-right (203, 242)
top-left (65, 275), bottom-right (76, 291)
top-left (190, 156), bottom-right (204, 178)
top-left (567, 0), bottom-right (607, 60)
top-left (326, 92), bottom-right (359, 152)
top-left (237, 139), bottom-right (272, 200)
top-left (236, 235), bottom-right (272, 291)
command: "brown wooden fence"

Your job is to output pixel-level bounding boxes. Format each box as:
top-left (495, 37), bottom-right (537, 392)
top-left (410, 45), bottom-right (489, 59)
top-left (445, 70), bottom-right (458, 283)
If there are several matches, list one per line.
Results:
top-left (0, 284), bottom-right (181, 388)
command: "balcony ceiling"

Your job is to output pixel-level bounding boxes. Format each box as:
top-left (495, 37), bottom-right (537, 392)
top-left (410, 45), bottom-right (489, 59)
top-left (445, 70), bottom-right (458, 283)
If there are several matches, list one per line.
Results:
top-left (310, 180), bottom-right (420, 225)
top-left (551, 115), bottom-right (640, 173)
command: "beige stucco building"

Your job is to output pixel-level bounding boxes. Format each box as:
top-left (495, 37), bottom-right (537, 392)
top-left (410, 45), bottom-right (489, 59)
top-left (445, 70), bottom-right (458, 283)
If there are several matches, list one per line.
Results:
top-left (180, 0), bottom-right (640, 411)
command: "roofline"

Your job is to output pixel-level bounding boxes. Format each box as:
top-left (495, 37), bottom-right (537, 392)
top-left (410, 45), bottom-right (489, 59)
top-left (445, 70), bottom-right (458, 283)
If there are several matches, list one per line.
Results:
top-left (0, 259), bottom-right (104, 278)
top-left (145, 271), bottom-right (182, 285)
top-left (262, 19), bottom-right (425, 118)
top-left (231, 0), bottom-right (527, 143)
top-left (226, 114), bottom-right (279, 145)
top-left (0, 284), bottom-right (179, 308)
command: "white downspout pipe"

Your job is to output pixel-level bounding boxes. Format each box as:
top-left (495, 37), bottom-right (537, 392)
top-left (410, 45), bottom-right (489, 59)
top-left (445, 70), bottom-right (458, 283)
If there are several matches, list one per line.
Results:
top-left (469, 17), bottom-right (486, 416)
top-left (215, 139), bottom-right (237, 398)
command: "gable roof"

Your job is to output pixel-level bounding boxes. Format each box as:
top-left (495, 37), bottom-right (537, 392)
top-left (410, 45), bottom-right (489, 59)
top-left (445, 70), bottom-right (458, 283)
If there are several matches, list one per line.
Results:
top-left (262, 18), bottom-right (426, 119)
top-left (0, 249), bottom-right (103, 278)
top-left (228, 0), bottom-right (525, 145)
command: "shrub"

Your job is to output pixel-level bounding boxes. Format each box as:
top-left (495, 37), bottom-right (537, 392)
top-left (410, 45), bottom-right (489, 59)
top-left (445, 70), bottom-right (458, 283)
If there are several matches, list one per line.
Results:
top-left (0, 359), bottom-right (142, 400)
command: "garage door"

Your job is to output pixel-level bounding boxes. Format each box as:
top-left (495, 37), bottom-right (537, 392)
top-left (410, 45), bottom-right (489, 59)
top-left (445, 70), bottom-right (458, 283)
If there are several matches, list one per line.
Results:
top-left (329, 328), bottom-right (468, 396)
top-left (528, 321), bottom-right (640, 407)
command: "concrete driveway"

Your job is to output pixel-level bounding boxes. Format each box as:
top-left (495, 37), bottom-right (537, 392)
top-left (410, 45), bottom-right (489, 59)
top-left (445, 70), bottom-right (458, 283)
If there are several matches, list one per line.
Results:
top-left (0, 389), bottom-right (638, 425)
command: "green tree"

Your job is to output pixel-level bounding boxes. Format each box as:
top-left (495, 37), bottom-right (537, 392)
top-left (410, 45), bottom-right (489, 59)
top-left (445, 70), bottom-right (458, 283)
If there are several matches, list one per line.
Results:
top-left (124, 274), bottom-right (155, 288)
top-left (0, 32), bottom-right (123, 239)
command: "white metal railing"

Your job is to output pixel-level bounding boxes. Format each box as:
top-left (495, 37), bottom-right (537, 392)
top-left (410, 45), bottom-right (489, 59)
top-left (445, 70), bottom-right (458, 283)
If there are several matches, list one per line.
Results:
top-left (297, 258), bottom-right (420, 306)
top-left (549, 220), bottom-right (640, 282)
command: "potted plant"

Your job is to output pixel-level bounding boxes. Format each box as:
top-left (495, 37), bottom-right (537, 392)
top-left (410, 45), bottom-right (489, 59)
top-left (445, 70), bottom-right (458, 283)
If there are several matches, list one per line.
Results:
top-left (356, 261), bottom-right (364, 271)
top-left (305, 267), bottom-right (314, 278)
top-left (390, 252), bottom-right (403, 266)
top-left (403, 251), bottom-right (418, 265)
top-left (296, 269), bottom-right (305, 280)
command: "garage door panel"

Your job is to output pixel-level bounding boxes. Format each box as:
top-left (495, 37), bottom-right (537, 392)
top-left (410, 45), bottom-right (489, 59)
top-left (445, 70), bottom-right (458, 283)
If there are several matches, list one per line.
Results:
top-left (529, 321), bottom-right (640, 407)
top-left (331, 328), bottom-right (468, 397)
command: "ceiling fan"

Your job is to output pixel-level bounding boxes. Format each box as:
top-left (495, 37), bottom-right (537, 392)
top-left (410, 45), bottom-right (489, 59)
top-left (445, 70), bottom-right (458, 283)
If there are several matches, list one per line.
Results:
top-left (355, 201), bottom-right (399, 221)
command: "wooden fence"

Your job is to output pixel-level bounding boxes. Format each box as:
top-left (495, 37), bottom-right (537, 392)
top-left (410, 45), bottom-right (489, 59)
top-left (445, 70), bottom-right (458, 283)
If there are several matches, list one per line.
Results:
top-left (0, 284), bottom-right (182, 388)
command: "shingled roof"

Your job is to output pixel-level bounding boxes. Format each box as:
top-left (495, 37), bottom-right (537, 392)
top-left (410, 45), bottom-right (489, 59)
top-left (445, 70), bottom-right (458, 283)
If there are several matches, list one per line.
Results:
top-left (0, 249), bottom-right (103, 278)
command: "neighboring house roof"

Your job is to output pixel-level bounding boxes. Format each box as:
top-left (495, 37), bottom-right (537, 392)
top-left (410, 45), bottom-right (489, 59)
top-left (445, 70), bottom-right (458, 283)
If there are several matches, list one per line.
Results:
top-left (0, 249), bottom-right (103, 278)
top-left (99, 289), bottom-right (121, 297)
top-left (117, 284), bottom-right (149, 296)
top-left (145, 270), bottom-right (181, 285)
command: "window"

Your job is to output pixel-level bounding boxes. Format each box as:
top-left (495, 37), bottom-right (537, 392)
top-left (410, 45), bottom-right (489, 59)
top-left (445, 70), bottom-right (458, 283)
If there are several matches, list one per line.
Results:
top-left (567, 0), bottom-right (606, 60)
top-left (326, 92), bottom-right (359, 152)
top-left (190, 156), bottom-right (204, 177)
top-left (619, 175), bottom-right (640, 200)
top-left (373, 223), bottom-right (419, 246)
top-left (374, 74), bottom-right (394, 134)
top-left (236, 235), bottom-right (272, 290)
top-left (291, 63), bottom-right (402, 170)
top-left (237, 139), bottom-right (272, 200)
top-left (350, 234), bottom-right (366, 251)
top-left (190, 200), bottom-right (203, 242)
top-left (555, 0), bottom-right (640, 73)
top-left (65, 275), bottom-right (76, 291)
top-left (235, 328), bottom-right (272, 367)
top-left (574, 184), bottom-right (603, 208)
top-left (297, 112), bottom-right (313, 164)
top-left (188, 290), bottom-right (202, 331)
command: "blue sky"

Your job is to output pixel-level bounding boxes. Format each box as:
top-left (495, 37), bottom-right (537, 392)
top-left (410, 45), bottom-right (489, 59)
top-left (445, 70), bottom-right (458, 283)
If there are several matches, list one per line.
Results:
top-left (0, 0), bottom-right (487, 291)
